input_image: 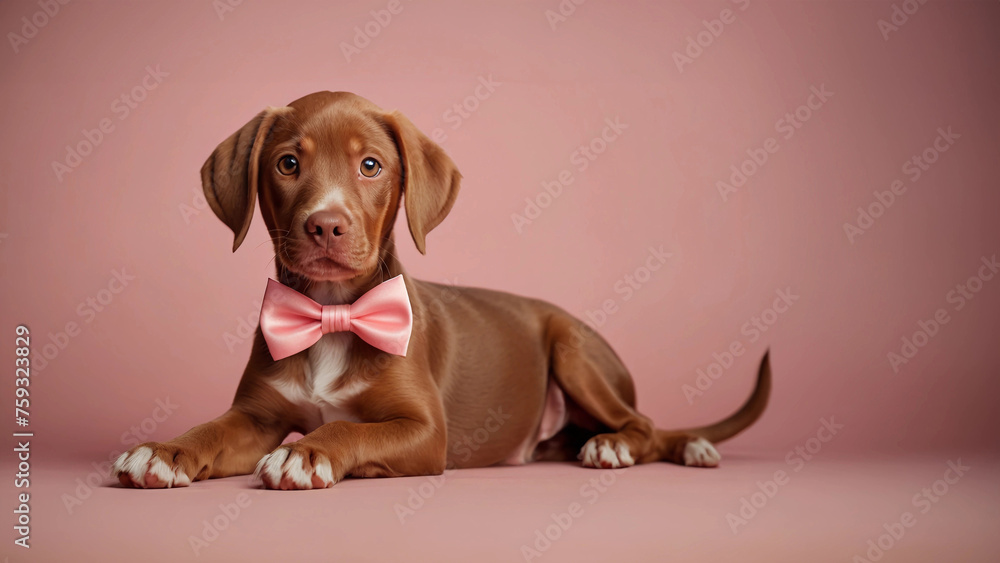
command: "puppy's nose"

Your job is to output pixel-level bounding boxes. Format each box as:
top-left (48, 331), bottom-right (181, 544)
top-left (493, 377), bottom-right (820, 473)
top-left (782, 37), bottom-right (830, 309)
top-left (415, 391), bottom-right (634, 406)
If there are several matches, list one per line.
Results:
top-left (305, 210), bottom-right (351, 249)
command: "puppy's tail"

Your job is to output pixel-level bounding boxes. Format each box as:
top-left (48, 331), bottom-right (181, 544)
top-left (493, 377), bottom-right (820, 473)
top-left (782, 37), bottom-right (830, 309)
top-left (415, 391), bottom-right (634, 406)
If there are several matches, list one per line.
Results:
top-left (673, 349), bottom-right (772, 444)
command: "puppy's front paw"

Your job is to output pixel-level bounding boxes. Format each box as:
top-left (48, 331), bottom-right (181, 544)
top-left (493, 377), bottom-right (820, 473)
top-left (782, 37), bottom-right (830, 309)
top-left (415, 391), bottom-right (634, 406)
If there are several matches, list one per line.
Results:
top-left (682, 437), bottom-right (721, 467)
top-left (579, 434), bottom-right (636, 469)
top-left (252, 445), bottom-right (335, 490)
top-left (112, 444), bottom-right (193, 488)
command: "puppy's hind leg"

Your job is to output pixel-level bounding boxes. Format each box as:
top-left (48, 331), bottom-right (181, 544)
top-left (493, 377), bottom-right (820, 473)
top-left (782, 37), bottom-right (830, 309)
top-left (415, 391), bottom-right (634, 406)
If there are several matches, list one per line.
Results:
top-left (546, 316), bottom-right (658, 469)
top-left (547, 314), bottom-right (772, 469)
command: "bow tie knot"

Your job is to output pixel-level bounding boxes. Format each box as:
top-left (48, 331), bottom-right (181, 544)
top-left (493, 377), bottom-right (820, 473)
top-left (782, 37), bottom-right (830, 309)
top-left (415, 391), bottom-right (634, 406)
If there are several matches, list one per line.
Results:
top-left (259, 275), bottom-right (412, 361)
top-left (321, 305), bottom-right (351, 334)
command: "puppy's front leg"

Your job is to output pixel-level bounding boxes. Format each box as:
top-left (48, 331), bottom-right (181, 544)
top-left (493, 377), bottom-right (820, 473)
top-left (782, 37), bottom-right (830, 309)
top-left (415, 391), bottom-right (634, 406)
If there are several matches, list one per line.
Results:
top-left (255, 398), bottom-right (446, 490)
top-left (113, 407), bottom-right (291, 488)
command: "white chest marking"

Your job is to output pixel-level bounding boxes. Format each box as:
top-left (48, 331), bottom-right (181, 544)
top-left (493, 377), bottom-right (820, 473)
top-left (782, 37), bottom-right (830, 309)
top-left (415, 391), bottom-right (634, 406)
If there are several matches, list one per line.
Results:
top-left (269, 332), bottom-right (367, 433)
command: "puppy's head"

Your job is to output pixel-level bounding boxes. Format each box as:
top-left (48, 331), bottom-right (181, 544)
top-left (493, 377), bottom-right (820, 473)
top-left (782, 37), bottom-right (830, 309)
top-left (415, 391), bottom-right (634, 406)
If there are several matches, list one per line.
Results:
top-left (201, 91), bottom-right (460, 284)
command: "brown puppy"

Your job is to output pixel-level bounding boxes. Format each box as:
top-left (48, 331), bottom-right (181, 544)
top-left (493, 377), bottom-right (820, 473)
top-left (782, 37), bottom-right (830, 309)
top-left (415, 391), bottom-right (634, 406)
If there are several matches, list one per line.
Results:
top-left (112, 91), bottom-right (771, 490)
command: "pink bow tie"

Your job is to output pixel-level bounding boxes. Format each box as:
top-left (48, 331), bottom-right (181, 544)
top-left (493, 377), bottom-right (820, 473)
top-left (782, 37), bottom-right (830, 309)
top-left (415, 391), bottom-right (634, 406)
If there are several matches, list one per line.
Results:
top-left (259, 275), bottom-right (412, 360)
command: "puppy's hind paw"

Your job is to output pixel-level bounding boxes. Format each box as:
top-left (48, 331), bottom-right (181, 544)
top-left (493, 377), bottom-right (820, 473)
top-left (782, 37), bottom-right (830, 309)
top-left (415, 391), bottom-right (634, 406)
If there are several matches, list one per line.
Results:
top-left (682, 437), bottom-right (721, 468)
top-left (579, 435), bottom-right (636, 469)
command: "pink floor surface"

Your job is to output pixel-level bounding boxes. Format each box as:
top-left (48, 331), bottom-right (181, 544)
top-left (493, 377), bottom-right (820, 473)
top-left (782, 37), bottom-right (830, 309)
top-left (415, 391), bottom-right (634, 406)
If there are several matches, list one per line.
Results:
top-left (6, 452), bottom-right (998, 562)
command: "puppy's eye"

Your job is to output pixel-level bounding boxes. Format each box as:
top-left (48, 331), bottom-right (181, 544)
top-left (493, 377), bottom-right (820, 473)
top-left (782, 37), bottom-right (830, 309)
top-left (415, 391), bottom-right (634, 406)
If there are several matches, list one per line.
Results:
top-left (360, 157), bottom-right (381, 178)
top-left (277, 155), bottom-right (299, 176)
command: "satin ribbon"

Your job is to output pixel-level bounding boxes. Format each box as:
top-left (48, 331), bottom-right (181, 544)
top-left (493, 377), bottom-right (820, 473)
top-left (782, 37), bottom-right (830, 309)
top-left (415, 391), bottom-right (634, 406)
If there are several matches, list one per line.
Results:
top-left (259, 275), bottom-right (412, 360)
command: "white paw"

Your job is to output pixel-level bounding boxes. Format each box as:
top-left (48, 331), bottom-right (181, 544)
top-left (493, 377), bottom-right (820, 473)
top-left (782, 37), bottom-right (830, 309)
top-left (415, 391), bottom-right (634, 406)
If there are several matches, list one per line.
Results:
top-left (252, 447), bottom-right (335, 490)
top-left (112, 446), bottom-right (192, 488)
top-left (683, 437), bottom-right (721, 467)
top-left (579, 438), bottom-right (635, 469)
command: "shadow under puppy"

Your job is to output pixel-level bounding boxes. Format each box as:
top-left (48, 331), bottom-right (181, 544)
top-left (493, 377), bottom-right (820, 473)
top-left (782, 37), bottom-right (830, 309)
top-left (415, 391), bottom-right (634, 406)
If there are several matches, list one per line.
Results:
top-left (113, 91), bottom-right (771, 490)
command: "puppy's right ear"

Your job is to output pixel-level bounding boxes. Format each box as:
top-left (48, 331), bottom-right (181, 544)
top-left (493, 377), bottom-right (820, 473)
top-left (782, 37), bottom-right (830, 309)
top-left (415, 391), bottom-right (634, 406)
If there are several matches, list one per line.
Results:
top-left (201, 106), bottom-right (291, 252)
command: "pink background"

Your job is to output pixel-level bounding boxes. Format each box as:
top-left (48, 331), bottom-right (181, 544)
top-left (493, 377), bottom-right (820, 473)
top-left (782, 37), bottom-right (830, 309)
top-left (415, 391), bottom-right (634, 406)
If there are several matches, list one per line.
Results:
top-left (1, 1), bottom-right (998, 561)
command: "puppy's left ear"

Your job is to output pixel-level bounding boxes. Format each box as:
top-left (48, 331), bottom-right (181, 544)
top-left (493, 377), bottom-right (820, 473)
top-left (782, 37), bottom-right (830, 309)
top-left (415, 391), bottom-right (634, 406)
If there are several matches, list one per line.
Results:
top-left (383, 111), bottom-right (461, 254)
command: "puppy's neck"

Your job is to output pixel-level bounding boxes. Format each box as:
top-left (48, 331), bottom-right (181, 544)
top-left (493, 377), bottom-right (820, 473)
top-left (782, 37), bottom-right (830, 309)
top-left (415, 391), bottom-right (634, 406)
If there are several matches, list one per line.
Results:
top-left (278, 237), bottom-right (405, 306)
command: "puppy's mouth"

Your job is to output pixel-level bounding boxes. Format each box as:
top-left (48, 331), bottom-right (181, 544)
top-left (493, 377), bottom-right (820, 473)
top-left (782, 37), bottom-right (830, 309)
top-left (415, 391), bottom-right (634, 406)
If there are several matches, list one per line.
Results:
top-left (275, 233), bottom-right (381, 283)
top-left (277, 242), bottom-right (371, 283)
top-left (293, 256), bottom-right (360, 282)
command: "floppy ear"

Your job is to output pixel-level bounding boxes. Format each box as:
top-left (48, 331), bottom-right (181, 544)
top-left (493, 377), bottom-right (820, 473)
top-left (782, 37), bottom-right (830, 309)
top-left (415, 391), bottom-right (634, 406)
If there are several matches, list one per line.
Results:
top-left (201, 106), bottom-right (290, 252)
top-left (383, 111), bottom-right (462, 254)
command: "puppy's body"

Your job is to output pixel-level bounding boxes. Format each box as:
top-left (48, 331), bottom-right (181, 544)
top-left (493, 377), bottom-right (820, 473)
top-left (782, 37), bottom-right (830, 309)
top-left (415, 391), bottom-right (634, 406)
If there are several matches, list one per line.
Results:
top-left (113, 92), bottom-right (770, 490)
